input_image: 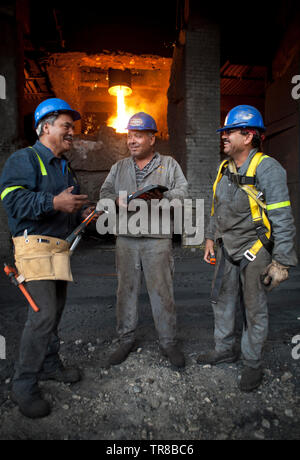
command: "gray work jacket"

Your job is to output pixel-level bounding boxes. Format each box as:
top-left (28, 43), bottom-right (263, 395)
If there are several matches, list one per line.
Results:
top-left (99, 152), bottom-right (188, 238)
top-left (206, 149), bottom-right (298, 267)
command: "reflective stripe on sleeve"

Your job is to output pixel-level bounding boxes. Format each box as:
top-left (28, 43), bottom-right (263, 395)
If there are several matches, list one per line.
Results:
top-left (266, 201), bottom-right (291, 211)
top-left (1, 186), bottom-right (25, 201)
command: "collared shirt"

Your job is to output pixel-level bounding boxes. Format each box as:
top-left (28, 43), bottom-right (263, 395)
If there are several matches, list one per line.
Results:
top-left (0, 140), bottom-right (79, 238)
top-left (133, 153), bottom-right (158, 188)
top-left (100, 152), bottom-right (189, 238)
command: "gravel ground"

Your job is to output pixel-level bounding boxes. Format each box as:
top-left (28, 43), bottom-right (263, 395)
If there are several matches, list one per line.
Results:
top-left (0, 239), bottom-right (299, 440)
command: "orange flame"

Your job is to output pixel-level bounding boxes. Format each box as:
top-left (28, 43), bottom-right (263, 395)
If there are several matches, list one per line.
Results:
top-left (107, 86), bottom-right (134, 133)
top-left (107, 86), bottom-right (167, 138)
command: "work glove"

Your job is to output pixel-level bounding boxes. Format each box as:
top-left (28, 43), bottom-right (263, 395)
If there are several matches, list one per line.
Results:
top-left (260, 259), bottom-right (289, 291)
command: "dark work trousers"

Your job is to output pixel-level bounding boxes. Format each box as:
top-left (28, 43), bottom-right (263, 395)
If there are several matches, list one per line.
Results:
top-left (12, 280), bottom-right (68, 395)
top-left (211, 245), bottom-right (271, 369)
top-left (115, 236), bottom-right (177, 348)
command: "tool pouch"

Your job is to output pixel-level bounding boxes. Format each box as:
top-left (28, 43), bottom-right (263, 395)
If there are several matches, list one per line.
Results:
top-left (12, 235), bottom-right (73, 282)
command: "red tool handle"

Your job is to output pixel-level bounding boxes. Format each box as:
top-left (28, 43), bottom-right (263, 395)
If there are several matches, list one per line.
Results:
top-left (18, 284), bottom-right (40, 312)
top-left (66, 209), bottom-right (100, 244)
top-left (4, 264), bottom-right (39, 312)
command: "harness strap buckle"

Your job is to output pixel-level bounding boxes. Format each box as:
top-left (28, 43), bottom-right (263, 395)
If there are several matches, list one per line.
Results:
top-left (243, 249), bottom-right (256, 262)
top-left (232, 173), bottom-right (241, 186)
top-left (256, 191), bottom-right (264, 200)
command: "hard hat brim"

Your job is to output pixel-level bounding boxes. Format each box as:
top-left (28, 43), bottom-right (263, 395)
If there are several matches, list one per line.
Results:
top-left (127, 127), bottom-right (158, 133)
top-left (216, 122), bottom-right (266, 133)
top-left (34, 108), bottom-right (81, 128)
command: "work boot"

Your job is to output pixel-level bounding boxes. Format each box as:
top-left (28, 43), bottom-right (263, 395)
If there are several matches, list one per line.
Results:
top-left (108, 342), bottom-right (136, 366)
top-left (239, 366), bottom-right (263, 392)
top-left (38, 365), bottom-right (81, 384)
top-left (11, 387), bottom-right (51, 419)
top-left (160, 344), bottom-right (185, 369)
top-left (196, 349), bottom-right (239, 365)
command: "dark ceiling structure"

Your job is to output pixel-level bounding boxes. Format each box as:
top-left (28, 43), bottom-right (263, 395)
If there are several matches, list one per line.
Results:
top-left (27, 0), bottom-right (300, 67)
top-left (22, 0), bottom-right (300, 129)
top-left (28, 0), bottom-right (177, 56)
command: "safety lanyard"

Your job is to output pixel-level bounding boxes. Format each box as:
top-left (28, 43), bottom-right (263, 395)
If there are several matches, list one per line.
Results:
top-left (211, 152), bottom-right (272, 260)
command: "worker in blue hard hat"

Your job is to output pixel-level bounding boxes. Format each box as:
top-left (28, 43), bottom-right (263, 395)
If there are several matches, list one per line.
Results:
top-left (126, 111), bottom-right (158, 132)
top-left (197, 105), bottom-right (297, 391)
top-left (0, 98), bottom-right (92, 418)
top-left (217, 104), bottom-right (266, 133)
top-left (99, 111), bottom-right (188, 369)
top-left (34, 97), bottom-right (81, 129)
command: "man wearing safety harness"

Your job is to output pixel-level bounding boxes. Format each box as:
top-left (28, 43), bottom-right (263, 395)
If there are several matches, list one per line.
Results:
top-left (0, 98), bottom-right (91, 418)
top-left (99, 112), bottom-right (188, 369)
top-left (197, 105), bottom-right (297, 391)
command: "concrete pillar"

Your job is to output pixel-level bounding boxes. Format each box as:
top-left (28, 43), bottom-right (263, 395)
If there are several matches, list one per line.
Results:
top-left (0, 2), bottom-right (24, 255)
top-left (185, 23), bottom-right (220, 218)
top-left (168, 15), bottom-right (220, 243)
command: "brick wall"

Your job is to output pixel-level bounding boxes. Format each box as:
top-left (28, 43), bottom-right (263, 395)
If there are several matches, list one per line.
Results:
top-left (185, 26), bottom-right (220, 218)
top-left (167, 23), bottom-right (220, 243)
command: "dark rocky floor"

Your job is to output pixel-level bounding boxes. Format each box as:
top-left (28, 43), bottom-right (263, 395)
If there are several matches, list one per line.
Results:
top-left (0, 239), bottom-right (299, 440)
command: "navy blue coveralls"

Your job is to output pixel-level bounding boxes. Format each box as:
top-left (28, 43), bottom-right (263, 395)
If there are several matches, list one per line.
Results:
top-left (0, 140), bottom-right (80, 395)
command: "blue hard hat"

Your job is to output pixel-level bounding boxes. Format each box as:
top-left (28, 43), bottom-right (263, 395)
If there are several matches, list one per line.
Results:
top-left (217, 105), bottom-right (266, 133)
top-left (34, 98), bottom-right (81, 128)
top-left (126, 112), bottom-right (158, 132)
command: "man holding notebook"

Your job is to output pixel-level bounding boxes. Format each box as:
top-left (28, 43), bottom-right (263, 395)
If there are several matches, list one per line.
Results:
top-left (99, 112), bottom-right (188, 368)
